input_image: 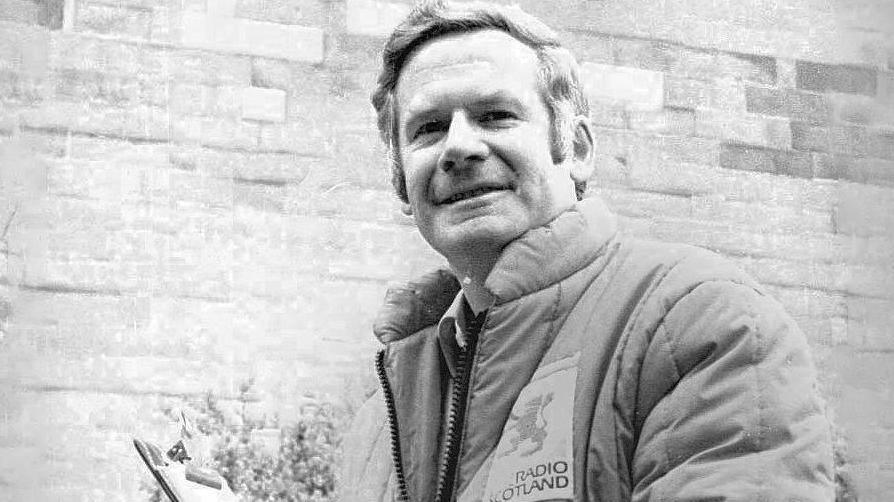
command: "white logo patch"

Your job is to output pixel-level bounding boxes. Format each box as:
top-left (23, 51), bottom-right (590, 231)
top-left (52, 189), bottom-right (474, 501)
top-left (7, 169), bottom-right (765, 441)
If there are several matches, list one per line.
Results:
top-left (480, 355), bottom-right (578, 502)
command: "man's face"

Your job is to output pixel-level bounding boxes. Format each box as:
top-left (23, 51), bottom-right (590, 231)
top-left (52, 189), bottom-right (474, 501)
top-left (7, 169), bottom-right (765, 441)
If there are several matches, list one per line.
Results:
top-left (394, 29), bottom-right (580, 261)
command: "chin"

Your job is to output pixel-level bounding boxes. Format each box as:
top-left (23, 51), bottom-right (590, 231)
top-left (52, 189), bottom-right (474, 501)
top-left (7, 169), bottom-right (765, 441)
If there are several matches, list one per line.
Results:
top-left (432, 218), bottom-right (525, 256)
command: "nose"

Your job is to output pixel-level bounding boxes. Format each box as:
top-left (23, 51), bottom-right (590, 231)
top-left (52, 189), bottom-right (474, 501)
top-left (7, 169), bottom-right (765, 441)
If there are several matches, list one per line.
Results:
top-left (438, 111), bottom-right (488, 173)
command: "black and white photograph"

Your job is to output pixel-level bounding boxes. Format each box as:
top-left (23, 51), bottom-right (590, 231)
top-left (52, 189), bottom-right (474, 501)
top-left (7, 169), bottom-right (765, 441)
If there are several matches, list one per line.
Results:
top-left (0, 0), bottom-right (891, 500)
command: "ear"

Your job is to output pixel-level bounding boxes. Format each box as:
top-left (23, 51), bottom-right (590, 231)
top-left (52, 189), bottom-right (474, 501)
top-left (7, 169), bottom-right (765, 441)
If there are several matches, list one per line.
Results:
top-left (568, 116), bottom-right (595, 185)
top-left (401, 202), bottom-right (413, 216)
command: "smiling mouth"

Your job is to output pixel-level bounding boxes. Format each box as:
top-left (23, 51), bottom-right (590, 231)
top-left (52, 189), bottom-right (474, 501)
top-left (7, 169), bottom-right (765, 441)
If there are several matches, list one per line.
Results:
top-left (441, 186), bottom-right (509, 204)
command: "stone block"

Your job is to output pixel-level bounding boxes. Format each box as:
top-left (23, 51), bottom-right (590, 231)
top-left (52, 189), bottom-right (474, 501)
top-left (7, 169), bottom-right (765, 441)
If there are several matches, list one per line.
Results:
top-left (142, 46), bottom-right (252, 86)
top-left (707, 79), bottom-right (749, 112)
top-left (845, 464), bottom-right (894, 502)
top-left (647, 213), bottom-right (845, 265)
top-left (233, 178), bottom-right (289, 213)
top-left (847, 297), bottom-right (894, 351)
top-left (179, 148), bottom-right (312, 185)
top-left (840, 431), bottom-right (894, 482)
top-left (236, 0), bottom-right (327, 26)
top-left (736, 256), bottom-right (892, 299)
top-left (626, 108), bottom-right (695, 135)
top-left (206, 85), bottom-right (243, 119)
top-left (580, 62), bottom-right (664, 111)
top-left (589, 101), bottom-right (627, 129)
top-left (604, 186), bottom-right (831, 236)
top-left (831, 125), bottom-right (873, 158)
top-left (168, 170), bottom-right (234, 210)
top-left (828, 349), bottom-right (894, 400)
top-left (289, 185), bottom-right (404, 224)
top-left (0, 0), bottom-right (40, 24)
top-left (712, 51), bottom-right (777, 85)
top-left (74, 1), bottom-right (152, 40)
top-left (171, 115), bottom-right (259, 150)
top-left (868, 128), bottom-right (894, 160)
top-left (179, 12), bottom-right (324, 63)
top-left (0, 20), bottom-right (50, 75)
top-left (692, 196), bottom-right (830, 235)
top-left (880, 71), bottom-right (894, 105)
top-left (829, 155), bottom-right (894, 186)
top-left (45, 157), bottom-right (123, 202)
top-left (25, 258), bottom-right (152, 294)
top-left (0, 70), bottom-right (51, 105)
top-left (258, 120), bottom-right (328, 155)
top-left (593, 127), bottom-right (720, 166)
top-left (10, 290), bottom-right (146, 356)
top-left (168, 82), bottom-right (207, 116)
top-left (796, 60), bottom-right (878, 96)
top-left (239, 16), bottom-right (324, 63)
top-left (719, 143), bottom-right (812, 177)
top-left (695, 109), bottom-right (792, 149)
top-left (284, 72), bottom-right (376, 124)
top-left (746, 85), bottom-right (831, 125)
top-left (619, 150), bottom-right (836, 211)
top-left (250, 57), bottom-right (292, 90)
top-left (832, 181), bottom-right (894, 237)
top-left (53, 68), bottom-right (141, 107)
top-left (241, 86), bottom-right (286, 122)
top-left (19, 101), bottom-right (171, 142)
top-left (277, 214), bottom-right (442, 281)
top-left (808, 152), bottom-right (836, 180)
top-left (562, 31), bottom-right (613, 66)
top-left (49, 32), bottom-right (140, 74)
top-left (160, 257), bottom-right (233, 301)
top-left (829, 92), bottom-right (894, 127)
top-left (791, 314), bottom-right (849, 349)
top-left (345, 0), bottom-right (410, 37)
top-left (666, 46), bottom-right (775, 85)
top-left (611, 37), bottom-right (679, 73)
top-left (146, 2), bottom-right (176, 44)
top-left (663, 77), bottom-right (748, 112)
top-left (775, 58), bottom-right (797, 88)
top-left (791, 122), bottom-right (829, 152)
top-left (791, 123), bottom-right (875, 157)
top-left (206, 0), bottom-right (238, 17)
top-left (663, 76), bottom-right (709, 110)
top-left (597, 187), bottom-right (692, 220)
top-left (766, 286), bottom-right (846, 321)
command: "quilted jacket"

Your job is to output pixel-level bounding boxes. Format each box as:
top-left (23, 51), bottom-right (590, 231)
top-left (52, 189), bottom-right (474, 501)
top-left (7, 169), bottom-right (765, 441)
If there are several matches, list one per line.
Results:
top-left (340, 197), bottom-right (835, 501)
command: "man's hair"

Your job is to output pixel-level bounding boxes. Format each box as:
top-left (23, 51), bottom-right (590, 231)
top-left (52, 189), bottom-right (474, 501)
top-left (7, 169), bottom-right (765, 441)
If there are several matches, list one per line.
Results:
top-left (371, 0), bottom-right (590, 202)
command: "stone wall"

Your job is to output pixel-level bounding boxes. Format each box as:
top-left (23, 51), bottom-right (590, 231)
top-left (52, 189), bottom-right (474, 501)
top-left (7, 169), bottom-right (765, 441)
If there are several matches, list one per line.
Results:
top-left (0, 0), bottom-right (891, 499)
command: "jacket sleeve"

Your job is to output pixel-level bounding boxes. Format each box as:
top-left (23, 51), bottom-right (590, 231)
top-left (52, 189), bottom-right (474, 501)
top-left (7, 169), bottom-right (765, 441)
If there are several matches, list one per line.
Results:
top-left (339, 391), bottom-right (396, 502)
top-left (631, 281), bottom-right (836, 501)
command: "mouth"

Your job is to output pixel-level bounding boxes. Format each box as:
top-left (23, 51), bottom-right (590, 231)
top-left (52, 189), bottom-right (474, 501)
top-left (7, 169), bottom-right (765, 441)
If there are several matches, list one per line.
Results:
top-left (439, 185), bottom-right (510, 205)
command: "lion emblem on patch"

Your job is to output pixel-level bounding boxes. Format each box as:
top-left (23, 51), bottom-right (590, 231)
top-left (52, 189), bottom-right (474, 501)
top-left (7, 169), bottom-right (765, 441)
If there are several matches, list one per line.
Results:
top-left (499, 392), bottom-right (554, 458)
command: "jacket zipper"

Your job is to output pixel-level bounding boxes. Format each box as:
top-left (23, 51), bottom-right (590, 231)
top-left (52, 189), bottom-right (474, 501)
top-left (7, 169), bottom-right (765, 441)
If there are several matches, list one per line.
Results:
top-left (376, 349), bottom-right (410, 502)
top-left (435, 329), bottom-right (479, 502)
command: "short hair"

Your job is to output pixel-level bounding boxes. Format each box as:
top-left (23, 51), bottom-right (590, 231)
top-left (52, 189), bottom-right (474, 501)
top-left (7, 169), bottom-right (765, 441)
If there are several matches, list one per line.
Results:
top-left (371, 0), bottom-right (590, 202)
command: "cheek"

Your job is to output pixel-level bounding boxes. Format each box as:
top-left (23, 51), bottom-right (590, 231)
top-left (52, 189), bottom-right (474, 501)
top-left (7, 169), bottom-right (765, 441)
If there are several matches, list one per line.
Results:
top-left (403, 151), bottom-right (440, 196)
top-left (403, 169), bottom-right (430, 210)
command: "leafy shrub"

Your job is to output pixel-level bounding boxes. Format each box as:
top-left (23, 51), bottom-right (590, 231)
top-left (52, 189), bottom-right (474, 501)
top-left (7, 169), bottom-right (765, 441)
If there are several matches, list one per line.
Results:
top-left (143, 381), bottom-right (343, 502)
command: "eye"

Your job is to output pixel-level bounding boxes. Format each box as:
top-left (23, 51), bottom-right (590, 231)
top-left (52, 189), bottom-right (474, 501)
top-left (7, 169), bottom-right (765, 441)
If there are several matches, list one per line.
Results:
top-left (478, 110), bottom-right (516, 124)
top-left (412, 119), bottom-right (447, 140)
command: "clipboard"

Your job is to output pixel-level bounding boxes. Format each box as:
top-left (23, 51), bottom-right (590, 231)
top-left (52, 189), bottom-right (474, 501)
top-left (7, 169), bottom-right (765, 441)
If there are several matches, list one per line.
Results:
top-left (133, 437), bottom-right (233, 502)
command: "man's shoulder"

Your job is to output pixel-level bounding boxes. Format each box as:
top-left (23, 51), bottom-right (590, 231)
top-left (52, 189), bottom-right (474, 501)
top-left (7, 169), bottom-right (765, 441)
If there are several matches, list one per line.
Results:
top-left (606, 236), bottom-right (805, 363)
top-left (584, 235), bottom-right (774, 341)
top-left (372, 268), bottom-right (460, 344)
top-left (612, 235), bottom-right (761, 296)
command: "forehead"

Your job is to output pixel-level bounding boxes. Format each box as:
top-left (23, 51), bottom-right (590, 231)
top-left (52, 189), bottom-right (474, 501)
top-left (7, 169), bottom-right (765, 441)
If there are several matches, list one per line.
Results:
top-left (395, 30), bottom-right (542, 117)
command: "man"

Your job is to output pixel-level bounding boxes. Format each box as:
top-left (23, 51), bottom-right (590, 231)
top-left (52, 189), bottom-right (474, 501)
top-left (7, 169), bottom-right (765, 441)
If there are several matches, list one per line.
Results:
top-left (341, 1), bottom-right (836, 501)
